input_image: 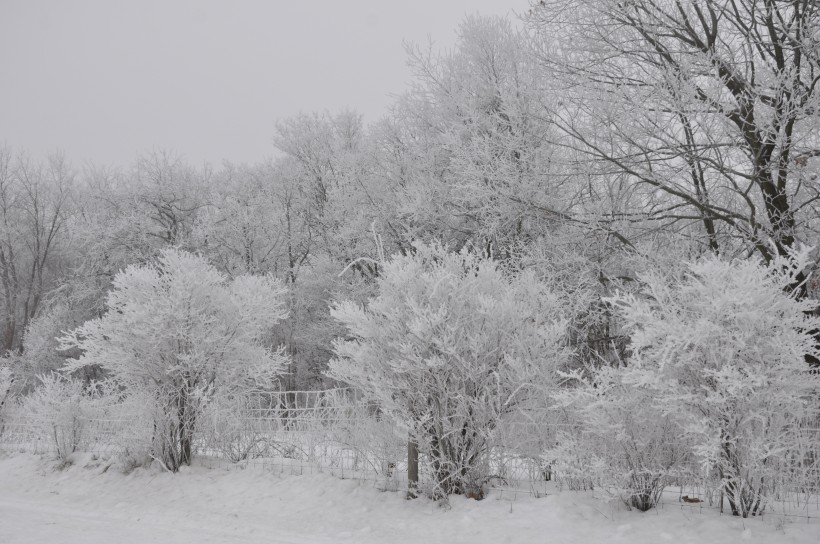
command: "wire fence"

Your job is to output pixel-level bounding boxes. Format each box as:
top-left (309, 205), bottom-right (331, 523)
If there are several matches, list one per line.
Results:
top-left (1, 388), bottom-right (818, 522)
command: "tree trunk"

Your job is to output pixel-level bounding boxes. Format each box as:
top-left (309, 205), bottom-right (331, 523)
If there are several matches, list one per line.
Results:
top-left (180, 431), bottom-right (193, 466)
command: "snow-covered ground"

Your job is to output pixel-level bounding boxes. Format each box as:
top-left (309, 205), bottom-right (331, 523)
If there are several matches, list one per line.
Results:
top-left (0, 452), bottom-right (817, 544)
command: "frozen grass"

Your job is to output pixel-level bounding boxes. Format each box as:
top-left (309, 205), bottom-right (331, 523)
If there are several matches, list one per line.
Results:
top-left (0, 452), bottom-right (817, 544)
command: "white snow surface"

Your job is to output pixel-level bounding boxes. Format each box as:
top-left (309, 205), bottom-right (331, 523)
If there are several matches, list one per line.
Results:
top-left (0, 453), bottom-right (816, 544)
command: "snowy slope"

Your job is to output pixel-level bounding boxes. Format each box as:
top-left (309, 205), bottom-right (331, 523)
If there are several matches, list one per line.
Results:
top-left (0, 453), bottom-right (816, 544)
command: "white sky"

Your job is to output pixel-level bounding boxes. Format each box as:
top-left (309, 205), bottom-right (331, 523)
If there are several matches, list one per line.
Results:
top-left (0, 0), bottom-right (524, 167)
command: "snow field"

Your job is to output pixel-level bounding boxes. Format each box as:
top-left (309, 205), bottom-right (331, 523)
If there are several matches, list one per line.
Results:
top-left (0, 452), bottom-right (817, 544)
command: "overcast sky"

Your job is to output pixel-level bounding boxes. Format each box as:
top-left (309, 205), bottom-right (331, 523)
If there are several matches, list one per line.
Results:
top-left (0, 1), bottom-right (523, 167)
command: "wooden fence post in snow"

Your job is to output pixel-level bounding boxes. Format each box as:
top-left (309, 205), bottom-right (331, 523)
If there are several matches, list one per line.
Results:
top-left (407, 438), bottom-right (418, 499)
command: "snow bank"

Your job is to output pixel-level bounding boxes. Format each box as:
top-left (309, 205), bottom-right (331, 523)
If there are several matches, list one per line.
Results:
top-left (0, 452), bottom-right (814, 544)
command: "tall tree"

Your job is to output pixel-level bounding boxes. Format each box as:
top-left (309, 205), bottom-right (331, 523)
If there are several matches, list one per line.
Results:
top-left (528, 0), bottom-right (820, 278)
top-left (385, 15), bottom-right (565, 253)
top-left (0, 149), bottom-right (74, 352)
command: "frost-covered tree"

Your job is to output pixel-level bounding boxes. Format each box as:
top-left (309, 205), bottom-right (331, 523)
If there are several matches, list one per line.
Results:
top-left (328, 242), bottom-right (568, 498)
top-left (193, 160), bottom-right (313, 280)
top-left (59, 249), bottom-right (289, 471)
top-left (607, 249), bottom-right (820, 517)
top-left (387, 15), bottom-right (565, 253)
top-left (0, 148), bottom-right (74, 353)
top-left (528, 0), bottom-right (820, 268)
top-left (130, 150), bottom-right (210, 247)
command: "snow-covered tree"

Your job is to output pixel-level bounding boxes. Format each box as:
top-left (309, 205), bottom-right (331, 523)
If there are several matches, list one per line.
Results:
top-left (328, 242), bottom-right (568, 498)
top-left (59, 249), bottom-right (289, 471)
top-left (130, 150), bottom-right (210, 247)
top-left (527, 0), bottom-right (820, 270)
top-left (606, 249), bottom-right (820, 517)
top-left (386, 15), bottom-right (565, 253)
top-left (192, 160), bottom-right (313, 280)
top-left (0, 148), bottom-right (75, 353)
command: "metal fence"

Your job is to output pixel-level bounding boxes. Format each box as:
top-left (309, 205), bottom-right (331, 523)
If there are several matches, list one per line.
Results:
top-left (1, 388), bottom-right (818, 521)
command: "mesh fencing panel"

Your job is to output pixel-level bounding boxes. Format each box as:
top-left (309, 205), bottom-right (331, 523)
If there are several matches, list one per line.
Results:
top-left (1, 389), bottom-right (818, 519)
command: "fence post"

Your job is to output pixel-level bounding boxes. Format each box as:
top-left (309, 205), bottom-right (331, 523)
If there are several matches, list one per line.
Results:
top-left (407, 438), bottom-right (419, 499)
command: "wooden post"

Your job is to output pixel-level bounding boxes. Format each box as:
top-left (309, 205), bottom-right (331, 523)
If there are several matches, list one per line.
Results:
top-left (407, 438), bottom-right (419, 499)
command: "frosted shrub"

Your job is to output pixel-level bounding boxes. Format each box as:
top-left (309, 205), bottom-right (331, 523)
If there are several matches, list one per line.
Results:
top-left (63, 380), bottom-right (156, 471)
top-left (108, 390), bottom-right (156, 472)
top-left (545, 432), bottom-right (603, 492)
top-left (21, 307), bottom-right (76, 381)
top-left (607, 250), bottom-right (820, 517)
top-left (60, 249), bottom-right (290, 472)
top-left (324, 394), bottom-right (405, 478)
top-left (555, 366), bottom-right (687, 511)
top-left (201, 393), bottom-right (272, 463)
top-left (22, 373), bottom-right (89, 460)
top-left (329, 242), bottom-right (568, 498)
